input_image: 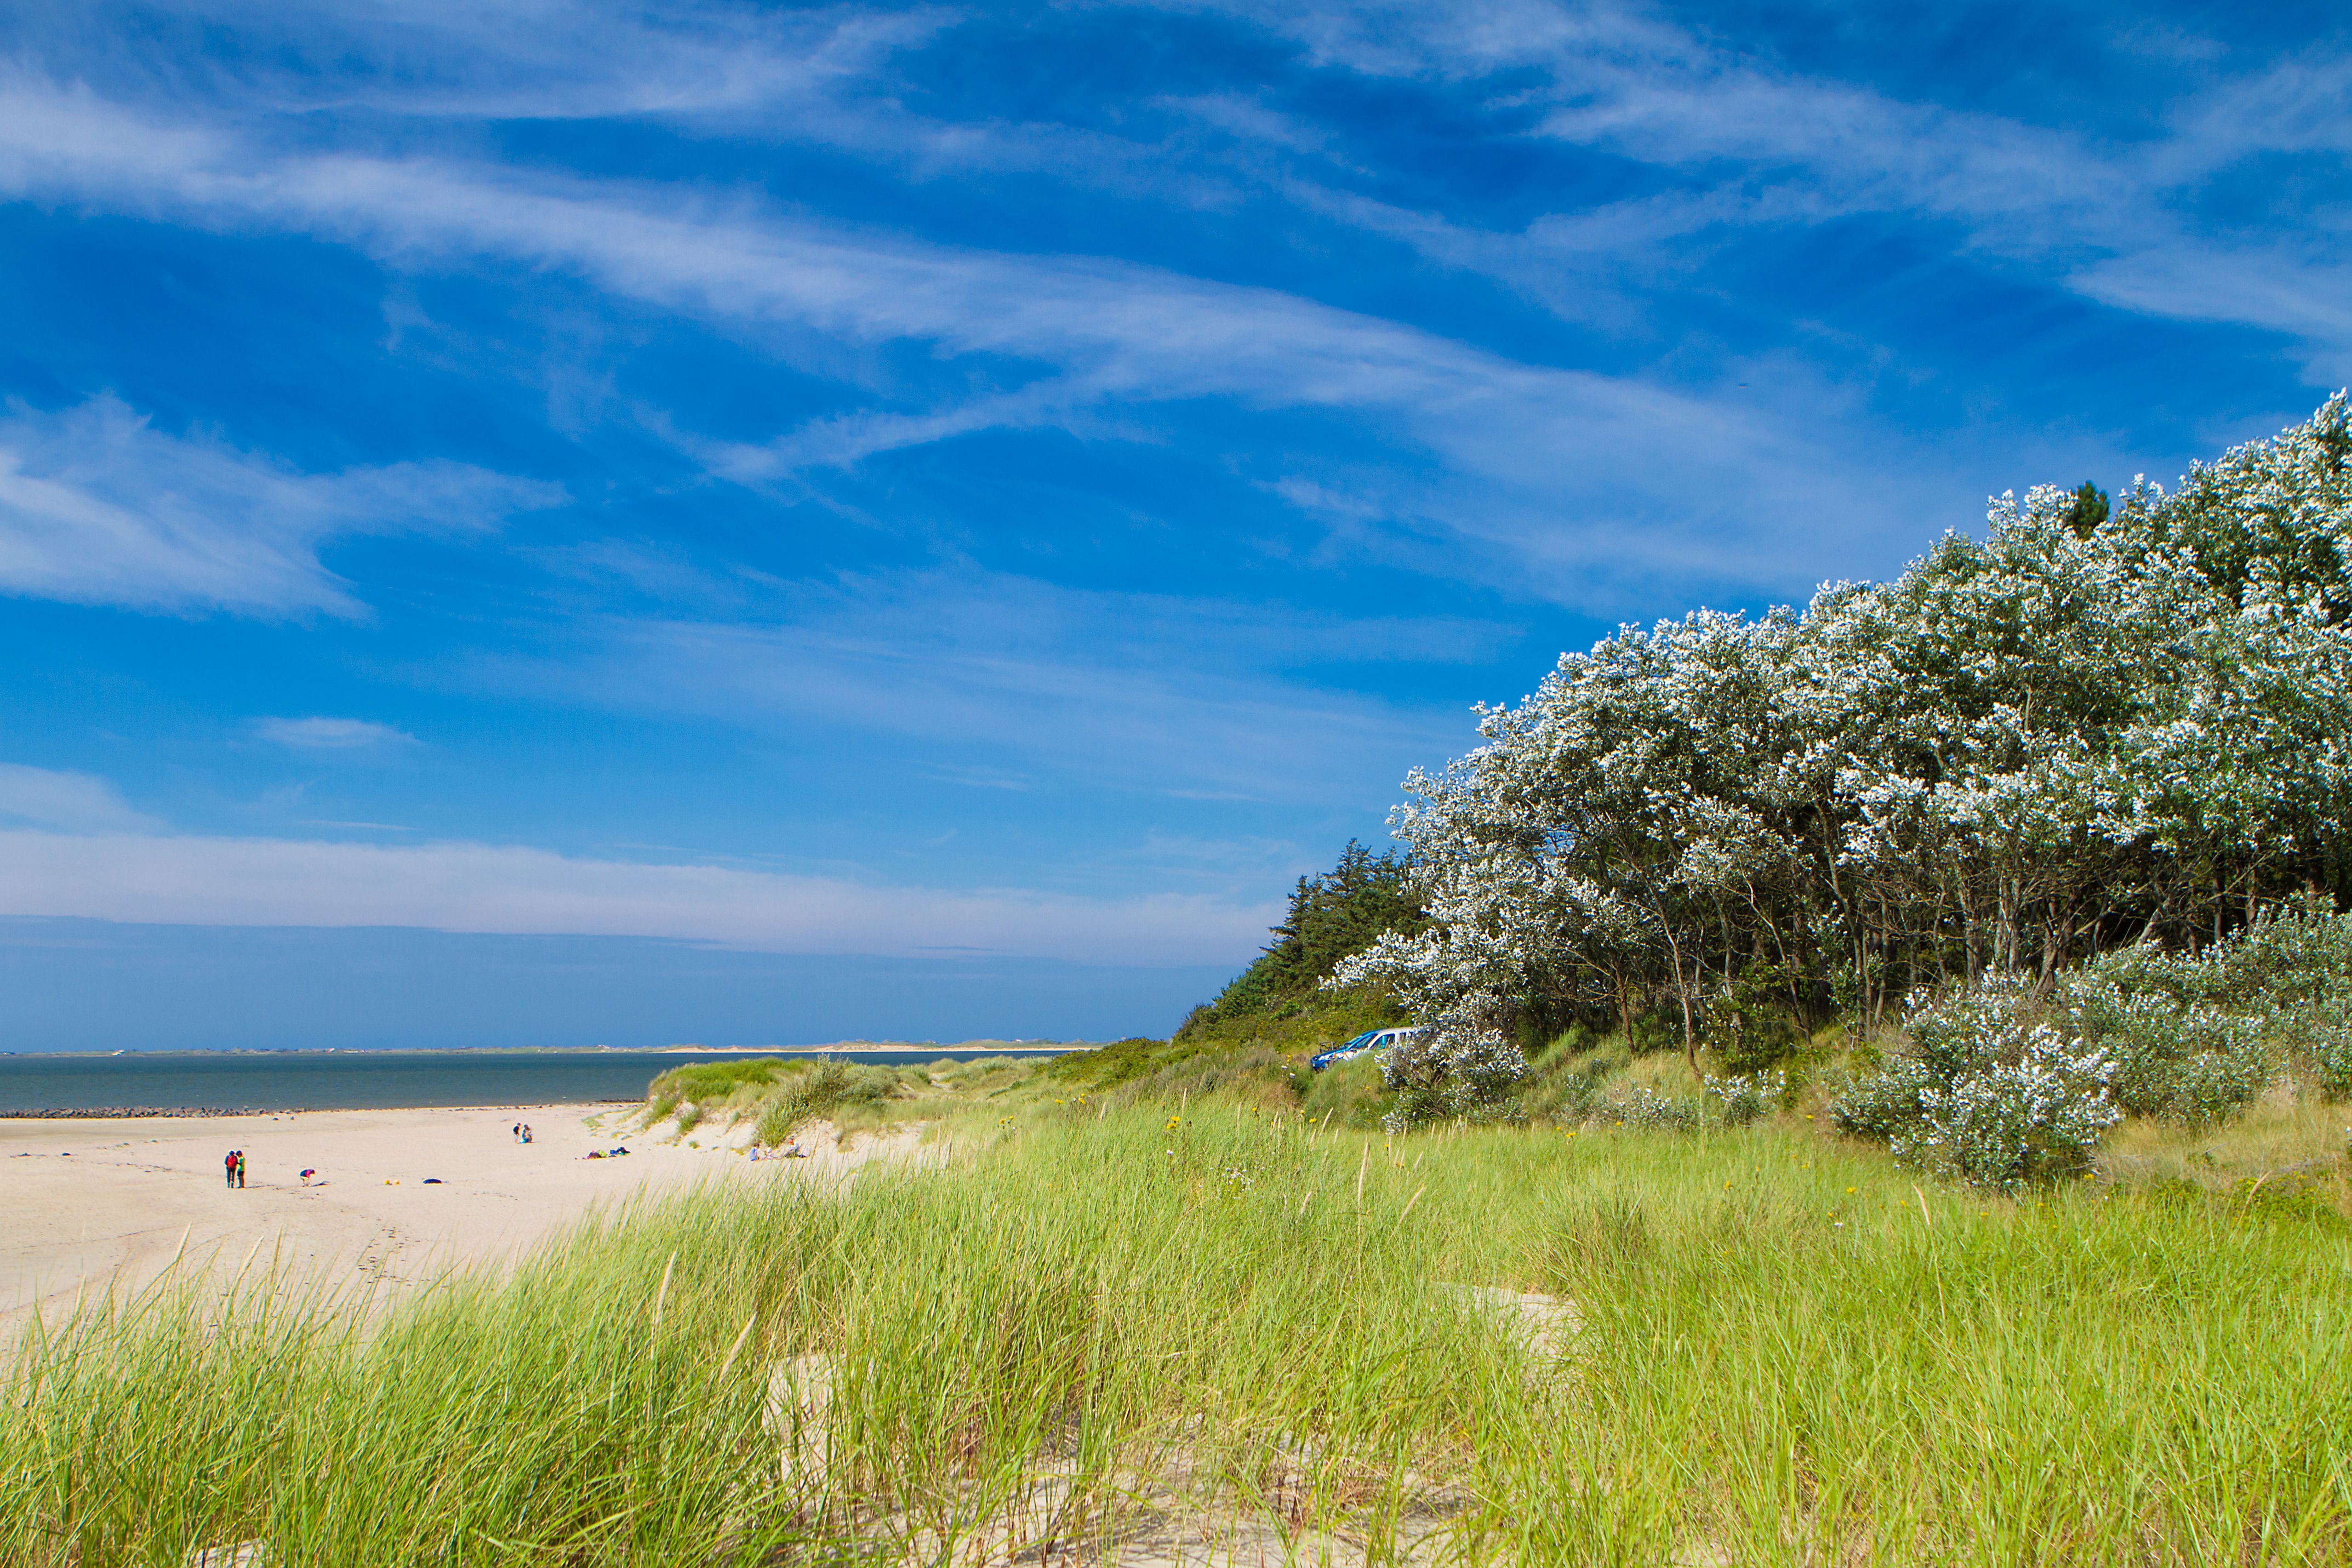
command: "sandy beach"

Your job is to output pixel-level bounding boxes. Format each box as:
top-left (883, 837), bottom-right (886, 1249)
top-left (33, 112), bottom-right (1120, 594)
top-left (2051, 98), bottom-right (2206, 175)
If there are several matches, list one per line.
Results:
top-left (0, 1103), bottom-right (894, 1324)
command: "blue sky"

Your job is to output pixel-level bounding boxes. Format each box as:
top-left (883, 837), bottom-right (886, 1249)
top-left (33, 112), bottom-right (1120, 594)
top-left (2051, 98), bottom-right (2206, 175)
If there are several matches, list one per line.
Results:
top-left (0, 0), bottom-right (2346, 1048)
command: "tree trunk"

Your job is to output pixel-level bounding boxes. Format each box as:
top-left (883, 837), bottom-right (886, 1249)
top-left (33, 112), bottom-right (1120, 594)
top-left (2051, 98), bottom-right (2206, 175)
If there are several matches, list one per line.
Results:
top-left (1662, 922), bottom-right (1698, 1077)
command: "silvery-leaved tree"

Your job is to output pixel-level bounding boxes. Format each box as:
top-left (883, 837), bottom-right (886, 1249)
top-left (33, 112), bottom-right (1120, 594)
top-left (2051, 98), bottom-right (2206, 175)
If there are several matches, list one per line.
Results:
top-left (1338, 397), bottom-right (2352, 1114)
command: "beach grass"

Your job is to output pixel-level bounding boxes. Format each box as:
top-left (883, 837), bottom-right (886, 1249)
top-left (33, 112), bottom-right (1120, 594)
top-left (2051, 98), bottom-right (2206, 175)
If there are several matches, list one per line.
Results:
top-left (7, 1104), bottom-right (2352, 1564)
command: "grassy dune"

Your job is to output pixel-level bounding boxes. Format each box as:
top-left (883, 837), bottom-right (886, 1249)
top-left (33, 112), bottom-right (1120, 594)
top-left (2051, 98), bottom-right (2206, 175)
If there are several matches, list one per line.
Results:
top-left (7, 1101), bottom-right (2352, 1564)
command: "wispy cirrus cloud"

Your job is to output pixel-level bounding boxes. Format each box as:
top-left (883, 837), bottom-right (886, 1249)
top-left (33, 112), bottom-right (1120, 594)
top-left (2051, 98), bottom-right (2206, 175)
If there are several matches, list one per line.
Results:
top-left (253, 716), bottom-right (421, 750)
top-left (0, 825), bottom-right (1276, 966)
top-left (0, 72), bottom-right (1969, 604)
top-left (24, 2), bottom-right (2346, 388)
top-left (0, 0), bottom-right (2340, 1023)
top-left (1110, 3), bottom-right (2349, 382)
top-left (0, 393), bottom-right (562, 615)
top-left (473, 567), bottom-right (1500, 803)
top-left (0, 764), bottom-right (160, 834)
top-left (3, 0), bottom-right (951, 124)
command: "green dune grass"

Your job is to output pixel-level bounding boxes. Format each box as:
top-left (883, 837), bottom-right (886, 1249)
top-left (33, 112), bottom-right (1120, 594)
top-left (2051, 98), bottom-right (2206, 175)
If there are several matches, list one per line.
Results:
top-left (7, 1106), bottom-right (2351, 1564)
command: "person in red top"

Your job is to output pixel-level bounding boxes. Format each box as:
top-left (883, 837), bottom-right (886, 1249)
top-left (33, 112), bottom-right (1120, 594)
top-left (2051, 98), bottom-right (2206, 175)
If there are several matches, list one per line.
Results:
top-left (224, 1151), bottom-right (237, 1190)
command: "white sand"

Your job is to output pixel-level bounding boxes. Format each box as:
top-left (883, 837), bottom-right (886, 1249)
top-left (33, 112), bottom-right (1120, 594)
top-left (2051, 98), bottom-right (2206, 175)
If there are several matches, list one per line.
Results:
top-left (0, 1104), bottom-right (902, 1323)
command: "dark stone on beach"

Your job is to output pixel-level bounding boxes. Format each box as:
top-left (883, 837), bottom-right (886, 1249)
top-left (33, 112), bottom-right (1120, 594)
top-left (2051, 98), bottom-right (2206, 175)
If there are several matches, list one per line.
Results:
top-left (0, 1106), bottom-right (281, 1119)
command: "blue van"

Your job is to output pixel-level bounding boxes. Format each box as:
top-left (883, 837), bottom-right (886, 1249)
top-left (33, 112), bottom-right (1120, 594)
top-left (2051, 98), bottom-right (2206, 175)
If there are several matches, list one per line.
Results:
top-left (1309, 1026), bottom-right (1425, 1072)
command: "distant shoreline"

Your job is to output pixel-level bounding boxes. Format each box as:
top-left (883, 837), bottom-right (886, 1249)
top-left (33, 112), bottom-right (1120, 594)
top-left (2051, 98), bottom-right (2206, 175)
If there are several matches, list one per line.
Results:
top-left (0, 1042), bottom-right (1090, 1059)
top-left (0, 1100), bottom-right (648, 1120)
top-left (0, 1044), bottom-right (1087, 1117)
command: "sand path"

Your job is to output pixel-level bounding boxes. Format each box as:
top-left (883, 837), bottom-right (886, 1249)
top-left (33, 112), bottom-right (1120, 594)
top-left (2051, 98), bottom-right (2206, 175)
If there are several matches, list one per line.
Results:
top-left (0, 1103), bottom-right (875, 1324)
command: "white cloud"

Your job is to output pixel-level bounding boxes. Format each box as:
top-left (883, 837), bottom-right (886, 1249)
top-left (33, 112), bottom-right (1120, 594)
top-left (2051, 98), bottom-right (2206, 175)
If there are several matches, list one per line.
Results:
top-left (253, 716), bottom-right (420, 750)
top-left (1163, 1), bottom-right (2352, 377)
top-left (0, 764), bottom-right (161, 834)
top-left (2167, 56), bottom-right (2352, 165)
top-left (9, 0), bottom-right (950, 125)
top-left (6, 31), bottom-right (2318, 601)
top-left (473, 568), bottom-right (1494, 803)
top-left (18, 3), bottom-right (2349, 399)
top-left (0, 75), bottom-right (1957, 604)
top-left (0, 394), bottom-right (565, 615)
top-left (0, 827), bottom-right (1277, 966)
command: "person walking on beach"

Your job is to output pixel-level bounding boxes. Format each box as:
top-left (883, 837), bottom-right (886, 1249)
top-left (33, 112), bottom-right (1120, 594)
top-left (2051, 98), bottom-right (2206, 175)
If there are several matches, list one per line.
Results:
top-left (234, 1150), bottom-right (246, 1188)
top-left (512, 1123), bottom-right (521, 1142)
top-left (224, 1150), bottom-right (237, 1190)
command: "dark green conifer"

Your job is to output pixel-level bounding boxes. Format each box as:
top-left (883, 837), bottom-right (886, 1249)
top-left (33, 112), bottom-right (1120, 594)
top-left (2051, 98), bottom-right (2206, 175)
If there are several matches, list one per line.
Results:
top-left (2063, 480), bottom-right (2109, 538)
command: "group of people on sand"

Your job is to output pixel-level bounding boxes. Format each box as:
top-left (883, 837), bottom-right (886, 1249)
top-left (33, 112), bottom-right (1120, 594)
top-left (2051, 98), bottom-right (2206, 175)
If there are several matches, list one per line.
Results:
top-left (217, 1120), bottom-right (546, 1195)
top-left (223, 1150), bottom-right (323, 1188)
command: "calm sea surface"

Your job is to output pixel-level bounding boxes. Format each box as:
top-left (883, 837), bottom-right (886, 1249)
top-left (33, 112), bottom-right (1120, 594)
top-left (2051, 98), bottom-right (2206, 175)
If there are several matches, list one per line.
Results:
top-left (0, 1049), bottom-right (1062, 1113)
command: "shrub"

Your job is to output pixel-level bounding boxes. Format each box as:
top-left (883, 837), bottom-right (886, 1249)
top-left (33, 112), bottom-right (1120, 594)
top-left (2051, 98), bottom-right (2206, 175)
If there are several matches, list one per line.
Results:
top-left (1892, 1022), bottom-right (2120, 1191)
top-left (1835, 986), bottom-right (2120, 1192)
top-left (750, 1062), bottom-right (901, 1145)
top-left (1826, 1054), bottom-right (1938, 1142)
top-left (1707, 965), bottom-right (1805, 1073)
top-left (1626, 1009), bottom-right (1684, 1057)
top-left (1379, 1014), bottom-right (1526, 1130)
top-left (1610, 1085), bottom-right (1703, 1131)
top-left (1702, 1069), bottom-right (1787, 1127)
top-left (2061, 975), bottom-right (2269, 1123)
top-left (2283, 1018), bottom-right (2352, 1100)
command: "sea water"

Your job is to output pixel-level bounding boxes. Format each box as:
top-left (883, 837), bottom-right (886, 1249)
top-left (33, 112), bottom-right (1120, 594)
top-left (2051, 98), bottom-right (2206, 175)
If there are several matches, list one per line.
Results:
top-left (0, 1048), bottom-right (1061, 1114)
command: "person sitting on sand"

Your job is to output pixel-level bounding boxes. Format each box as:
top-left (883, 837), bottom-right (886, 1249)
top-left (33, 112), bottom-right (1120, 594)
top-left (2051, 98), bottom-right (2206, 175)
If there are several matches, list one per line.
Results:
top-left (521, 1124), bottom-right (532, 1144)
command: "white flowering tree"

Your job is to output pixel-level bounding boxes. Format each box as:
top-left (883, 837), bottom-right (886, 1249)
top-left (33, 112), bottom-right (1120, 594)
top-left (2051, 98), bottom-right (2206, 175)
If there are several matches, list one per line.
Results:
top-left (1341, 397), bottom-right (2352, 1109)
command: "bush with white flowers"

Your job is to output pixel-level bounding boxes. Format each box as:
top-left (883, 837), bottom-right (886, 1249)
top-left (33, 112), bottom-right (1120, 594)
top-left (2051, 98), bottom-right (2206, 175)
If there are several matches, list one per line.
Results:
top-left (1379, 1011), bottom-right (1527, 1129)
top-left (1836, 986), bottom-right (2120, 1190)
top-left (2060, 972), bottom-right (2268, 1123)
top-left (1610, 1085), bottom-right (1703, 1130)
top-left (1892, 1023), bottom-right (2120, 1190)
top-left (1703, 1068), bottom-right (1788, 1127)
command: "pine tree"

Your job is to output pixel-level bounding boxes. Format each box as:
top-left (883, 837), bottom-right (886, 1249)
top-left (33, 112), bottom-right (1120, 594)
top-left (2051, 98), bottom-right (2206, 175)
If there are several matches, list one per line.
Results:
top-left (2062, 480), bottom-right (2108, 538)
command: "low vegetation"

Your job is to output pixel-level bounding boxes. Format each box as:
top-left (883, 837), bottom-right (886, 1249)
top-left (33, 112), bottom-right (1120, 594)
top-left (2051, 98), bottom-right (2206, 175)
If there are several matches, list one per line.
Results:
top-left (11, 1095), bottom-right (2352, 1564)
top-left (648, 1058), bottom-right (922, 1146)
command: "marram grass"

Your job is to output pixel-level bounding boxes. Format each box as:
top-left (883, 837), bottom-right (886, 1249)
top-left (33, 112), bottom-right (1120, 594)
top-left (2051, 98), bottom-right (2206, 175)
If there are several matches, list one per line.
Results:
top-left (6, 1107), bottom-right (2352, 1564)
